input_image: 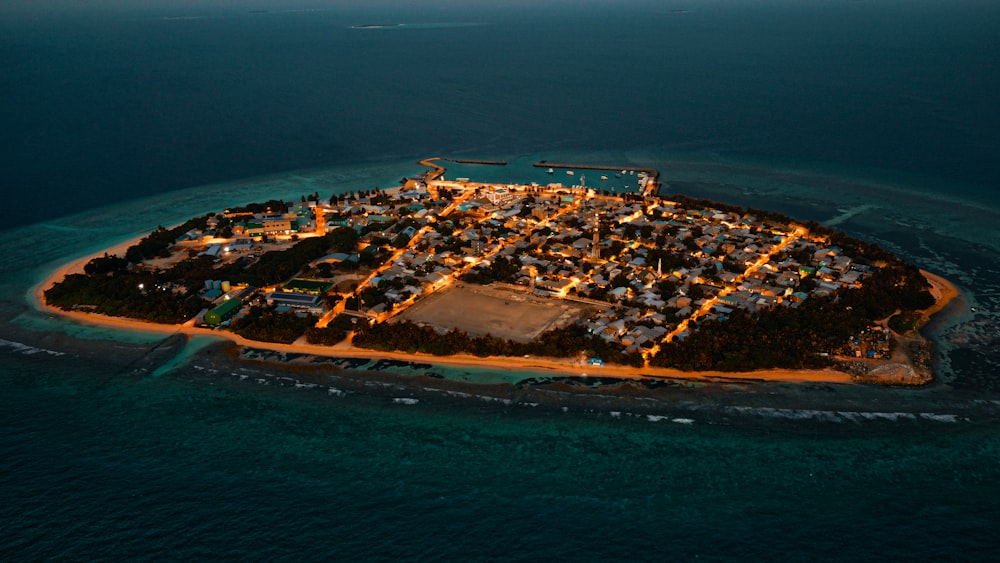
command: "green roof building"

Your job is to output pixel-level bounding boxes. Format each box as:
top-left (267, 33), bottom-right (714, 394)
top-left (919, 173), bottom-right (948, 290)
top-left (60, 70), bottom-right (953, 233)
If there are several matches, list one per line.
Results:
top-left (204, 298), bottom-right (242, 326)
top-left (245, 222), bottom-right (265, 238)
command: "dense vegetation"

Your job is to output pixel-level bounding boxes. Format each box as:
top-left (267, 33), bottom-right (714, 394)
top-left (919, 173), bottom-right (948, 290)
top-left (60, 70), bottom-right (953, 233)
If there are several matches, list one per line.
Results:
top-left (304, 313), bottom-right (355, 346)
top-left (224, 200), bottom-right (288, 215)
top-left (352, 320), bottom-right (645, 367)
top-left (230, 305), bottom-right (316, 344)
top-left (215, 227), bottom-right (359, 287)
top-left (651, 262), bottom-right (934, 371)
top-left (44, 212), bottom-right (361, 326)
top-left (125, 217), bottom-right (210, 263)
top-left (304, 326), bottom-right (348, 346)
top-left (460, 255), bottom-right (522, 285)
top-left (44, 271), bottom-right (207, 324)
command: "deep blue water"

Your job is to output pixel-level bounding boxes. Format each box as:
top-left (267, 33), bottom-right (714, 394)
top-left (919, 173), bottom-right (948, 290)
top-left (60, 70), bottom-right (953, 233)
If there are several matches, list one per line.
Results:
top-left (3, 0), bottom-right (998, 228)
top-left (2, 1), bottom-right (1000, 559)
top-left (3, 351), bottom-right (999, 560)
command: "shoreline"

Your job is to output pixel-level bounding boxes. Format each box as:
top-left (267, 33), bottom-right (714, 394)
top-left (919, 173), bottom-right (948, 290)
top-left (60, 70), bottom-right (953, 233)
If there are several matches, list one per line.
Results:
top-left (32, 233), bottom-right (962, 386)
top-left (916, 269), bottom-right (960, 325)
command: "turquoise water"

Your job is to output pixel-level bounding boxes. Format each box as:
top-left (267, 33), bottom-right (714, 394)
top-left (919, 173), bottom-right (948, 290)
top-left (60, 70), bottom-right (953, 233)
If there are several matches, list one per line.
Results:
top-left (2, 1), bottom-right (1000, 558)
top-left (2, 155), bottom-right (999, 558)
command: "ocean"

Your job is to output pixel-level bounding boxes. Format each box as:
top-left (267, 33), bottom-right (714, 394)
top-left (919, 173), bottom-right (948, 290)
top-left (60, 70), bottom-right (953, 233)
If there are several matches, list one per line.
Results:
top-left (2, 1), bottom-right (999, 559)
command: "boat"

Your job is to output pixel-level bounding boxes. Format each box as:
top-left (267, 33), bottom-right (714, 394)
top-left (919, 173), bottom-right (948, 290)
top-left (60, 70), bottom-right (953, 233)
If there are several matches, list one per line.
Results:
top-left (566, 170), bottom-right (574, 176)
top-left (601, 175), bottom-right (609, 180)
top-left (547, 167), bottom-right (554, 174)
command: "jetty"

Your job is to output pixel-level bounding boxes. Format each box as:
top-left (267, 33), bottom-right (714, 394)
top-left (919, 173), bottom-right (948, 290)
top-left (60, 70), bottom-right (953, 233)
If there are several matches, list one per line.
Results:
top-left (416, 157), bottom-right (448, 182)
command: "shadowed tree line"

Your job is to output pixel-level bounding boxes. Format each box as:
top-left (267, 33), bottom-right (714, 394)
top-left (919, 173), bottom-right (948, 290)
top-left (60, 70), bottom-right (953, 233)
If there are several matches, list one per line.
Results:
top-left (229, 305), bottom-right (316, 344)
top-left (213, 227), bottom-right (359, 287)
top-left (652, 262), bottom-right (934, 371)
top-left (352, 320), bottom-right (644, 366)
top-left (44, 270), bottom-right (207, 324)
top-left (125, 216), bottom-right (211, 263)
top-left (45, 213), bottom-right (360, 324)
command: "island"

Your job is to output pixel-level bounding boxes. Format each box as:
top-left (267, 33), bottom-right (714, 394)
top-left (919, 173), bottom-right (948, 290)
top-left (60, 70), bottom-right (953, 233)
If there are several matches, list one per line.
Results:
top-left (40, 158), bottom-right (957, 386)
top-left (351, 23), bottom-right (402, 29)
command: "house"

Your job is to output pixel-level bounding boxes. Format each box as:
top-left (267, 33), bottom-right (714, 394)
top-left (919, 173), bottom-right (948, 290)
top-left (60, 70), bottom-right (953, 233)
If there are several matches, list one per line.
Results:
top-left (225, 239), bottom-right (254, 253)
top-left (199, 244), bottom-right (223, 257)
top-left (609, 286), bottom-right (629, 300)
top-left (788, 291), bottom-right (809, 303)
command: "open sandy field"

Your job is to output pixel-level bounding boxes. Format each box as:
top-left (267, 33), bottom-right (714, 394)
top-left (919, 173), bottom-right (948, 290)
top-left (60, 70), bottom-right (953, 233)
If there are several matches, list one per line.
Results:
top-left (396, 284), bottom-right (598, 342)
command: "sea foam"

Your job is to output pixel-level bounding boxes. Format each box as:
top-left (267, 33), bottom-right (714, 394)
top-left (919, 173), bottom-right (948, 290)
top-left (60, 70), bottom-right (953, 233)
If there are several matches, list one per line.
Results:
top-left (724, 406), bottom-right (960, 423)
top-left (0, 338), bottom-right (65, 357)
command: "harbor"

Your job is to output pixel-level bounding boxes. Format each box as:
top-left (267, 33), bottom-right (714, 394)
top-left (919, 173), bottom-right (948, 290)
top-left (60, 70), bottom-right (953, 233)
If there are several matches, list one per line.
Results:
top-left (534, 160), bottom-right (661, 196)
top-left (409, 155), bottom-right (655, 195)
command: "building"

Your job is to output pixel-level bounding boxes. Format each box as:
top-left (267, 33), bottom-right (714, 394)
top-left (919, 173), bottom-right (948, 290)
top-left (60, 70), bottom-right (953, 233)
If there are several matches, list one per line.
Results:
top-left (265, 291), bottom-right (324, 313)
top-left (243, 215), bottom-right (296, 238)
top-left (204, 298), bottom-right (242, 326)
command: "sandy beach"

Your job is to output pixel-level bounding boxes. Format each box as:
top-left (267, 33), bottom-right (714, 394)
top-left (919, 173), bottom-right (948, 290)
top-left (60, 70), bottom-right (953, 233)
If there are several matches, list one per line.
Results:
top-left (918, 269), bottom-right (961, 323)
top-left (33, 237), bottom-right (962, 385)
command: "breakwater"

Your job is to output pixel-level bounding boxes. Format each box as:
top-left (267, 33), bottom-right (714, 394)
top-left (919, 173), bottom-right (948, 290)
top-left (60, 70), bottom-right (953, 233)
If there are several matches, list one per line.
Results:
top-left (416, 157), bottom-right (447, 181)
top-left (444, 158), bottom-right (509, 166)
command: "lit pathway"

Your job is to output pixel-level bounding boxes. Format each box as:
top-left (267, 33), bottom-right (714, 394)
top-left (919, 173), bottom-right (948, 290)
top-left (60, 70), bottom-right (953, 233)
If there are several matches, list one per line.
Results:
top-left (318, 182), bottom-right (581, 327)
top-left (649, 225), bottom-right (808, 363)
top-left (377, 189), bottom-right (584, 321)
top-left (315, 186), bottom-right (475, 328)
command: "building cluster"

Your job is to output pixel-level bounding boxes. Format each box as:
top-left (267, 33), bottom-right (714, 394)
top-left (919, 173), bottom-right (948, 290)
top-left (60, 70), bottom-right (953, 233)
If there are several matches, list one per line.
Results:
top-left (846, 325), bottom-right (892, 359)
top-left (171, 175), bottom-right (876, 355)
top-left (448, 186), bottom-right (875, 350)
top-left (227, 202), bottom-right (319, 238)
